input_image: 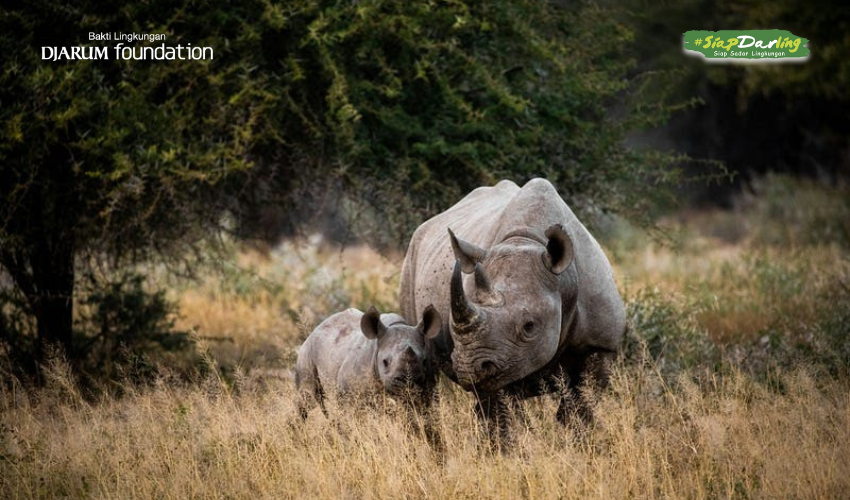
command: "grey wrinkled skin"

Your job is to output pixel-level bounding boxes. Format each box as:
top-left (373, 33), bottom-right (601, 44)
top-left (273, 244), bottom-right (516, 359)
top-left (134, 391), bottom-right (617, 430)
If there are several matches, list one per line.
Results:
top-left (295, 306), bottom-right (441, 418)
top-left (400, 179), bottom-right (626, 436)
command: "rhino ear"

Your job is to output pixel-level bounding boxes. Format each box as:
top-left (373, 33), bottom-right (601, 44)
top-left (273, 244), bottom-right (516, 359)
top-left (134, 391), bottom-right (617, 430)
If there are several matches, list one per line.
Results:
top-left (448, 228), bottom-right (487, 273)
top-left (418, 305), bottom-right (443, 340)
top-left (543, 224), bottom-right (574, 274)
top-left (360, 306), bottom-right (387, 340)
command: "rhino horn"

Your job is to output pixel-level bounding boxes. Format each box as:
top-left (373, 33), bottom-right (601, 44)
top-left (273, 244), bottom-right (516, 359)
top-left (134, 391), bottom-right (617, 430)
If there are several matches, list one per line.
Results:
top-left (448, 228), bottom-right (487, 273)
top-left (473, 262), bottom-right (495, 298)
top-left (451, 260), bottom-right (482, 335)
top-left (403, 346), bottom-right (416, 361)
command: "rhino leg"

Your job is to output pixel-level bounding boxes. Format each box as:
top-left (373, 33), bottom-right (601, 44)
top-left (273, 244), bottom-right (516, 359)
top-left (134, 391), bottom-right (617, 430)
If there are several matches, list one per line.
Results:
top-left (555, 350), bottom-right (614, 428)
top-left (294, 360), bottom-right (327, 419)
top-left (555, 384), bottom-right (592, 428)
top-left (474, 391), bottom-right (522, 451)
top-left (408, 391), bottom-right (446, 462)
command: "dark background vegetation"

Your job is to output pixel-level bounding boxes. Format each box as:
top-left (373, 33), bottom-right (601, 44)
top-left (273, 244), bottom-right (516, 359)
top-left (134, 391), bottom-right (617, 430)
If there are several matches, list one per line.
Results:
top-left (0, 0), bottom-right (847, 388)
top-left (626, 0), bottom-right (850, 205)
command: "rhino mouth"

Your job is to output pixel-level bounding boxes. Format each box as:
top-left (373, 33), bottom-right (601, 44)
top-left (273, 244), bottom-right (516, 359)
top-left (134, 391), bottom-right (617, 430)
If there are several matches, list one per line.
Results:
top-left (386, 374), bottom-right (426, 396)
top-left (387, 384), bottom-right (421, 396)
top-left (455, 359), bottom-right (504, 392)
top-left (458, 375), bottom-right (502, 393)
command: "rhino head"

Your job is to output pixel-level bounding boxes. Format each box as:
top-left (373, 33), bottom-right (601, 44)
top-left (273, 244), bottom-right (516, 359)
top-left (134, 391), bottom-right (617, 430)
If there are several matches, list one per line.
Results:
top-left (448, 225), bottom-right (576, 392)
top-left (360, 305), bottom-right (442, 397)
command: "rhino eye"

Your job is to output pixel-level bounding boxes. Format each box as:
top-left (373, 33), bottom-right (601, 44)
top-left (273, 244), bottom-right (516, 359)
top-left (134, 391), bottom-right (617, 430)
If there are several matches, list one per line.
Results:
top-left (522, 321), bottom-right (535, 335)
top-left (382, 358), bottom-right (389, 368)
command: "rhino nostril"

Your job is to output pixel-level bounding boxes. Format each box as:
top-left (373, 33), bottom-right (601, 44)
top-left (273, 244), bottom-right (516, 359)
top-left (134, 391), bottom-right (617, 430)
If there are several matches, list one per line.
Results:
top-left (479, 360), bottom-right (497, 378)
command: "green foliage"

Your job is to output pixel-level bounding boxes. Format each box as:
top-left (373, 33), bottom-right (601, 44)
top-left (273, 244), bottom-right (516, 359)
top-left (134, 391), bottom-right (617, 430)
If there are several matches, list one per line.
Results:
top-left (0, 0), bottom-right (691, 253)
top-left (0, 0), bottom-right (270, 260)
top-left (0, 0), bottom-right (281, 375)
top-left (289, 0), bottom-right (687, 241)
top-left (75, 274), bottom-right (197, 388)
top-left (624, 288), bottom-right (719, 377)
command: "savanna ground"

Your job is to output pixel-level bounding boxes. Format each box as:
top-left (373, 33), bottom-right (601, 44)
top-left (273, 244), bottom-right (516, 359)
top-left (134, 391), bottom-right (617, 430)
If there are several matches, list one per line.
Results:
top-left (2, 175), bottom-right (849, 499)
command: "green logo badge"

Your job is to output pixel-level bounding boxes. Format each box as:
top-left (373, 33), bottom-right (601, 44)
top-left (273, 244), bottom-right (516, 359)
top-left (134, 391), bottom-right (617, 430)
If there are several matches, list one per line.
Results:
top-left (683, 30), bottom-right (809, 62)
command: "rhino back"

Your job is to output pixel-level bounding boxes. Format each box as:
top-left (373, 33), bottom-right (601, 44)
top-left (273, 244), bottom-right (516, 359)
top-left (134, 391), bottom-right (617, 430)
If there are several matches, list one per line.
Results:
top-left (299, 309), bottom-right (378, 395)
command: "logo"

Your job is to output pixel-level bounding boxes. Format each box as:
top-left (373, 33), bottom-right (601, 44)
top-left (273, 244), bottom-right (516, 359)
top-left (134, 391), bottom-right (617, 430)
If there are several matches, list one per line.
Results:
top-left (683, 30), bottom-right (809, 62)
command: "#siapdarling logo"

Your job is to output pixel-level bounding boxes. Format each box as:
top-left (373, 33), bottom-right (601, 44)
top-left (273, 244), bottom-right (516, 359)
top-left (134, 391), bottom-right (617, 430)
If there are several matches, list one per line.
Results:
top-left (683, 30), bottom-right (809, 63)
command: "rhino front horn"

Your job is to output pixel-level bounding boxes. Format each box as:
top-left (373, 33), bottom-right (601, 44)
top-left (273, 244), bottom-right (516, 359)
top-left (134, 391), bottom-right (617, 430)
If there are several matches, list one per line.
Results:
top-left (451, 259), bottom-right (482, 335)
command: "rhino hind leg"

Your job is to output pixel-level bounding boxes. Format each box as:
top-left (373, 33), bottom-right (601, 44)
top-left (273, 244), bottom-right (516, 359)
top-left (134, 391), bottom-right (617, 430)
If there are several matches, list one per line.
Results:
top-left (294, 361), bottom-right (327, 420)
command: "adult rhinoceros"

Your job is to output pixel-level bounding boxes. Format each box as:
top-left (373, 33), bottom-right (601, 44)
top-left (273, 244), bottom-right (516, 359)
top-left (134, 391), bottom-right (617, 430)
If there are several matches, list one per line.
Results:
top-left (400, 178), bottom-right (625, 431)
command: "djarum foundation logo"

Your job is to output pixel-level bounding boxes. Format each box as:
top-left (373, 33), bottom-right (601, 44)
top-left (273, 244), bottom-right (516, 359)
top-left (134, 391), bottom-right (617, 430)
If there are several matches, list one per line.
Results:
top-left (683, 30), bottom-right (810, 63)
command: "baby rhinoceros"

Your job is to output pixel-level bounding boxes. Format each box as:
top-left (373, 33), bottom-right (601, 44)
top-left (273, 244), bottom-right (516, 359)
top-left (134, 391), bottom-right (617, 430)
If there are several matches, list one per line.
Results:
top-left (295, 305), bottom-right (442, 418)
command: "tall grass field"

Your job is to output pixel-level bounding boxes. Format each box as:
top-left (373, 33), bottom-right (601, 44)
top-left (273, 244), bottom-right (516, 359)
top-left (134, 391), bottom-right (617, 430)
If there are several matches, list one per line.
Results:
top-left (2, 175), bottom-right (849, 499)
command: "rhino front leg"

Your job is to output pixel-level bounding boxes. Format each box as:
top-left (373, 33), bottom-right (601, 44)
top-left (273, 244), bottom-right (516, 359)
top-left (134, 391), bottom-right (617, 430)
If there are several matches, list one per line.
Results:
top-left (411, 392), bottom-right (446, 462)
top-left (555, 384), bottom-right (592, 428)
top-left (474, 391), bottom-right (522, 451)
top-left (555, 350), bottom-right (614, 428)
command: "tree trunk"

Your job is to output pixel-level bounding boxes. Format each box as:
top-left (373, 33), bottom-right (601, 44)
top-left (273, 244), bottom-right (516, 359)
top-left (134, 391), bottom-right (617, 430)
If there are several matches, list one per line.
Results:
top-left (30, 236), bottom-right (75, 369)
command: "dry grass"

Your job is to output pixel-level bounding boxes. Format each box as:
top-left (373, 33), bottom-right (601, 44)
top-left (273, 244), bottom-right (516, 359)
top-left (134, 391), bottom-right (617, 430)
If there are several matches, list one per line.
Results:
top-left (615, 239), bottom-right (849, 345)
top-left (2, 353), bottom-right (848, 500)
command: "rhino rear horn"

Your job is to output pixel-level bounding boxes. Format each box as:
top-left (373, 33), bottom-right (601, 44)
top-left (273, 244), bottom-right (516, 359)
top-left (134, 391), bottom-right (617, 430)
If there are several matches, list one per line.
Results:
top-left (360, 306), bottom-right (387, 340)
top-left (448, 228), bottom-right (487, 273)
top-left (473, 263), bottom-right (495, 298)
top-left (543, 224), bottom-right (574, 274)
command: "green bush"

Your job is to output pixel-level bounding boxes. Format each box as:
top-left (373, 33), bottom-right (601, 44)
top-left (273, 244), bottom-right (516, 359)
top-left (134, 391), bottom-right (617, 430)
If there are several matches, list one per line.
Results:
top-left (74, 274), bottom-right (197, 390)
top-left (624, 288), bottom-right (719, 377)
